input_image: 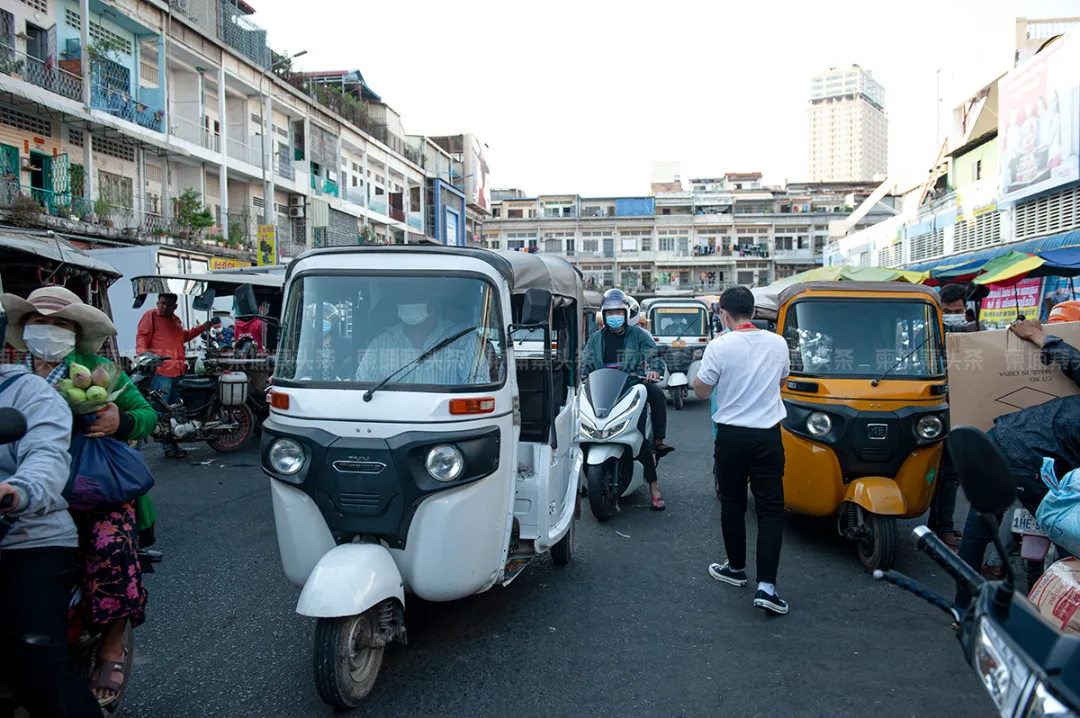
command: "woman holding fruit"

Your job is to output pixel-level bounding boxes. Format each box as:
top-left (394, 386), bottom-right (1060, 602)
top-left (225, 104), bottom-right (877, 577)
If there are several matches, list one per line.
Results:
top-left (2, 286), bottom-right (156, 707)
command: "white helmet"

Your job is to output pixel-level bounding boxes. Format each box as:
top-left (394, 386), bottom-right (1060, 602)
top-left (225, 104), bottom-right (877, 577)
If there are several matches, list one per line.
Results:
top-left (626, 296), bottom-right (641, 326)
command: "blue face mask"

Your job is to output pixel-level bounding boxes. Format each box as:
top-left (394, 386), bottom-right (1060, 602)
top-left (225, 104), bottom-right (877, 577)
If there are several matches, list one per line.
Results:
top-left (322, 320), bottom-right (332, 336)
top-left (605, 315), bottom-right (626, 330)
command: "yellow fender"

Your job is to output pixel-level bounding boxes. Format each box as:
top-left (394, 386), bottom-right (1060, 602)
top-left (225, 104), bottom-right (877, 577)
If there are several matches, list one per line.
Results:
top-left (843, 477), bottom-right (907, 516)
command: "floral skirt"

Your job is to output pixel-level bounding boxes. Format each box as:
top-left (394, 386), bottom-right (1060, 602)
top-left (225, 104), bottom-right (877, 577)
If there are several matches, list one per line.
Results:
top-left (71, 503), bottom-right (147, 629)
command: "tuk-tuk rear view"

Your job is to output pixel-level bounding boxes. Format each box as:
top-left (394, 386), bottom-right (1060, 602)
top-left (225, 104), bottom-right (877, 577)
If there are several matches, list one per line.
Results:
top-left (262, 246), bottom-right (584, 709)
top-left (775, 282), bottom-right (949, 571)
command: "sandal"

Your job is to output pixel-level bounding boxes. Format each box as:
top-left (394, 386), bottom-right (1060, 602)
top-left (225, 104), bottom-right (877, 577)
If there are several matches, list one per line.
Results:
top-left (90, 655), bottom-right (128, 707)
top-left (654, 442), bottom-right (675, 459)
top-left (650, 493), bottom-right (666, 511)
top-left (164, 448), bottom-right (188, 459)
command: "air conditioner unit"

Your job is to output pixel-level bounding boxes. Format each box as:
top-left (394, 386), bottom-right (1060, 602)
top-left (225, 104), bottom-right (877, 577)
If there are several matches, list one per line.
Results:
top-left (288, 196), bottom-right (304, 207)
top-left (288, 206), bottom-right (305, 218)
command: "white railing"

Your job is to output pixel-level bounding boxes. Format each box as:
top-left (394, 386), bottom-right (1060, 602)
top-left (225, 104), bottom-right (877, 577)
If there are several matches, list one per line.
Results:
top-left (170, 114), bottom-right (219, 152)
top-left (227, 136), bottom-right (262, 167)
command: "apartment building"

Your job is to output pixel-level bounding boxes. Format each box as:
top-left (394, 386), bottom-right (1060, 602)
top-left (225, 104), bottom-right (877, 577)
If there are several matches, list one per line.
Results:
top-left (808, 64), bottom-right (888, 183)
top-left (827, 29), bottom-right (1080, 276)
top-left (483, 172), bottom-right (894, 293)
top-left (0, 0), bottom-right (485, 260)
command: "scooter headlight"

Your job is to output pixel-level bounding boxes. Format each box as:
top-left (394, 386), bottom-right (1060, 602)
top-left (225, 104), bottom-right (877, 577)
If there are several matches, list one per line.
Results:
top-left (806, 412), bottom-right (832, 437)
top-left (693, 348), bottom-right (704, 359)
top-left (1023, 681), bottom-right (1078, 718)
top-left (602, 417), bottom-right (632, 439)
top-left (973, 618), bottom-right (1030, 714)
top-left (579, 413), bottom-right (599, 439)
top-left (268, 438), bottom-right (305, 476)
top-left (425, 444), bottom-right (464, 483)
top-left (916, 414), bottom-right (944, 440)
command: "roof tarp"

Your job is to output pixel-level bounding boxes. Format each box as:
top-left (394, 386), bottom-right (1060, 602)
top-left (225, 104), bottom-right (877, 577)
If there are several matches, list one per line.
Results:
top-left (1031, 246), bottom-right (1080, 278)
top-left (492, 250), bottom-right (583, 300)
top-left (908, 231), bottom-right (1080, 272)
top-left (972, 251), bottom-right (1046, 286)
top-left (0, 232), bottom-right (121, 278)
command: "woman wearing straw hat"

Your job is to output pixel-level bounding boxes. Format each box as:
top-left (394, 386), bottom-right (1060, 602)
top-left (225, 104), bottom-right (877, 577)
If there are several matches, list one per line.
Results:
top-left (3, 286), bottom-right (157, 707)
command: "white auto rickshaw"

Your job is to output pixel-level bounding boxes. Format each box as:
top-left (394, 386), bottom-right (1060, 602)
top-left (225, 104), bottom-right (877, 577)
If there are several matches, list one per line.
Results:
top-left (641, 297), bottom-right (710, 409)
top-left (263, 246), bottom-right (584, 709)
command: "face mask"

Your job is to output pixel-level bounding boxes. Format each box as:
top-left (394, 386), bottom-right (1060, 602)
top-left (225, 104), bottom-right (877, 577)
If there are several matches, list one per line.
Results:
top-left (943, 313), bottom-right (967, 327)
top-left (398, 303), bottom-right (429, 326)
top-left (24, 324), bottom-right (76, 361)
top-left (322, 320), bottom-right (332, 336)
top-left (605, 315), bottom-right (626, 330)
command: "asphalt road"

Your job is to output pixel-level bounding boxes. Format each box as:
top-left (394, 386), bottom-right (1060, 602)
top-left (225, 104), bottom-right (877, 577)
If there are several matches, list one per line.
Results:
top-left (122, 399), bottom-right (992, 718)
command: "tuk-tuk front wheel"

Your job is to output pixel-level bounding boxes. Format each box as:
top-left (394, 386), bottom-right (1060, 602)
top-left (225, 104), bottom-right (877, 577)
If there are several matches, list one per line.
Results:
top-left (312, 609), bottom-right (385, 709)
top-left (586, 462), bottom-right (619, 522)
top-left (856, 513), bottom-right (897, 572)
top-left (551, 512), bottom-right (575, 565)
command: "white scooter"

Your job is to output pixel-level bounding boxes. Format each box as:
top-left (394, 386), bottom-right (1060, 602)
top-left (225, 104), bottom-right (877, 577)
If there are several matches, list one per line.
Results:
top-left (578, 367), bottom-right (651, 521)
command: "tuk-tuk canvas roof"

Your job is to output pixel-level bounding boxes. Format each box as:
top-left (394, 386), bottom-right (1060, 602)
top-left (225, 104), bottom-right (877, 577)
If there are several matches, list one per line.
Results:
top-left (0, 232), bottom-right (121, 279)
top-left (776, 281), bottom-right (942, 308)
top-left (132, 272), bottom-right (285, 294)
top-left (294, 246), bottom-right (583, 301)
top-left (753, 266), bottom-right (928, 314)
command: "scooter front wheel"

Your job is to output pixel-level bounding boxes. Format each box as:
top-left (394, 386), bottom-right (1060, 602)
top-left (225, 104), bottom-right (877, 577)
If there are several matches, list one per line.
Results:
top-left (312, 610), bottom-right (385, 710)
top-left (586, 462), bottom-right (619, 522)
top-left (672, 387), bottom-right (684, 410)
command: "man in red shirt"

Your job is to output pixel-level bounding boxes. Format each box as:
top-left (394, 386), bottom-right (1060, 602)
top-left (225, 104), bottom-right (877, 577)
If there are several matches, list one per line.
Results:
top-left (136, 293), bottom-right (210, 457)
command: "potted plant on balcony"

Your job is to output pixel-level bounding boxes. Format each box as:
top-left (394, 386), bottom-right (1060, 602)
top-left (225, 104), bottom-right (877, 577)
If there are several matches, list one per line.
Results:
top-left (10, 195), bottom-right (43, 228)
top-left (173, 187), bottom-right (214, 241)
top-left (93, 196), bottom-right (112, 227)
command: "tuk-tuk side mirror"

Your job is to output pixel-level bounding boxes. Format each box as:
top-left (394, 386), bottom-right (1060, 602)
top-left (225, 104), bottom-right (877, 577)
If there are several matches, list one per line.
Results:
top-left (521, 288), bottom-right (552, 326)
top-left (234, 283), bottom-right (259, 318)
top-left (133, 294), bottom-right (147, 310)
top-left (192, 288), bottom-right (217, 312)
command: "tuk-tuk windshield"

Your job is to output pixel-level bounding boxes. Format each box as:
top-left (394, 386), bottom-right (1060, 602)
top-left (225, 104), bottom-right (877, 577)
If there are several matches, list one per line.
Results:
top-left (274, 274), bottom-right (505, 388)
top-left (783, 299), bottom-right (944, 378)
top-left (653, 307), bottom-right (707, 337)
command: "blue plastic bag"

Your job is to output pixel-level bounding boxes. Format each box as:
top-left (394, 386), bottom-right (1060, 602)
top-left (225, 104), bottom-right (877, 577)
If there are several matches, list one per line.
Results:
top-left (65, 432), bottom-right (155, 511)
top-left (1036, 457), bottom-right (1080, 557)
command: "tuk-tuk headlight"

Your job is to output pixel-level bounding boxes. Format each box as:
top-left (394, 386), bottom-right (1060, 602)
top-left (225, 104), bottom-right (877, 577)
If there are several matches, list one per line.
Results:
top-left (426, 444), bottom-right (464, 482)
top-left (268, 438), bottom-right (304, 475)
top-left (806, 412), bottom-right (832, 437)
top-left (916, 415), bottom-right (944, 440)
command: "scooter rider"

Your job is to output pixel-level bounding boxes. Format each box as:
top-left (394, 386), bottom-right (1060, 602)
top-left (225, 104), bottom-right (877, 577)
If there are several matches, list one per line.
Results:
top-left (582, 289), bottom-right (672, 510)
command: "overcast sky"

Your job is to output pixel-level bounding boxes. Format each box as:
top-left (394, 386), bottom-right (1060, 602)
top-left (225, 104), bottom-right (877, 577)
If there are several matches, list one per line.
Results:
top-left (253, 0), bottom-right (1080, 196)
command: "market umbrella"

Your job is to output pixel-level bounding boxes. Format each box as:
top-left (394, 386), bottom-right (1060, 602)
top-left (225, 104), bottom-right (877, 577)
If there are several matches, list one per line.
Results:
top-left (927, 257), bottom-right (988, 285)
top-left (972, 251), bottom-right (1045, 287)
top-left (1030, 246), bottom-right (1080, 277)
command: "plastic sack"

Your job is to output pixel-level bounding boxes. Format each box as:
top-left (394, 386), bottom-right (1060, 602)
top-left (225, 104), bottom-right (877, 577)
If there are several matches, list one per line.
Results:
top-left (62, 362), bottom-right (128, 415)
top-left (1036, 457), bottom-right (1080, 558)
top-left (65, 432), bottom-right (155, 511)
top-left (1028, 557), bottom-right (1080, 635)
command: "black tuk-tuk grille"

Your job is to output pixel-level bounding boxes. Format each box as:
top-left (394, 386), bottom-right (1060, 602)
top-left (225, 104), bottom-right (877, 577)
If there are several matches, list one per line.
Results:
top-left (340, 492), bottom-right (380, 508)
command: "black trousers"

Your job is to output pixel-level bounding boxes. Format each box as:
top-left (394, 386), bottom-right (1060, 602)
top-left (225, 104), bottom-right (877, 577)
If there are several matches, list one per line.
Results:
top-left (644, 382), bottom-right (667, 440)
top-left (0, 546), bottom-right (102, 718)
top-left (636, 409), bottom-right (658, 484)
top-left (928, 443), bottom-right (960, 535)
top-left (714, 423), bottom-right (786, 585)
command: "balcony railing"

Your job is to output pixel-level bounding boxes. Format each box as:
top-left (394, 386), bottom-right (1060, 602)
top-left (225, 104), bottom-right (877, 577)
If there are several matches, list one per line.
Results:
top-left (90, 79), bottom-right (164, 132)
top-left (276, 150), bottom-right (294, 180)
top-left (369, 198), bottom-right (388, 216)
top-left (1, 182), bottom-right (93, 218)
top-left (389, 207), bottom-right (405, 222)
top-left (407, 211), bottom-right (423, 230)
top-left (0, 182), bottom-right (185, 239)
top-left (0, 45), bottom-right (83, 102)
top-left (218, 0), bottom-right (269, 67)
top-left (170, 114), bottom-right (219, 152)
top-left (227, 136), bottom-right (261, 167)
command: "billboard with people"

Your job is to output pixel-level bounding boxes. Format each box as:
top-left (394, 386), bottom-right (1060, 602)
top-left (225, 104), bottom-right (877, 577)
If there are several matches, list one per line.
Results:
top-left (999, 31), bottom-right (1080, 203)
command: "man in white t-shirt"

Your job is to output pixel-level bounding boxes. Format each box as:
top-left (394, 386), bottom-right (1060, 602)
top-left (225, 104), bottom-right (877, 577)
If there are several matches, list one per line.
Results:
top-left (693, 286), bottom-right (792, 615)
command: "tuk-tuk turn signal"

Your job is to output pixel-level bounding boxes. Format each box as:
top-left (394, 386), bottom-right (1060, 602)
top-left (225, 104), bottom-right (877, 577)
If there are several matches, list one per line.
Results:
top-left (449, 398), bottom-right (496, 415)
top-left (269, 390), bottom-right (290, 410)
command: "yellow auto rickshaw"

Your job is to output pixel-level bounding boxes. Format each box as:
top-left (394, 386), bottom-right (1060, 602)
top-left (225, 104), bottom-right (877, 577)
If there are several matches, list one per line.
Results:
top-left (774, 281), bottom-right (948, 571)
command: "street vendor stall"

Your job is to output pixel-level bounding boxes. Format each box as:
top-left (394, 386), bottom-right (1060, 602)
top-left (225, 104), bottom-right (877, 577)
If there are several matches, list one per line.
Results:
top-left (0, 230), bottom-right (122, 359)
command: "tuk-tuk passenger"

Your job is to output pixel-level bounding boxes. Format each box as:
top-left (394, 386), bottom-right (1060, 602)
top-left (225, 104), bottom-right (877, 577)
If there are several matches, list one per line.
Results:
top-left (355, 287), bottom-right (490, 385)
top-left (582, 289), bottom-right (672, 510)
top-left (294, 302), bottom-right (353, 381)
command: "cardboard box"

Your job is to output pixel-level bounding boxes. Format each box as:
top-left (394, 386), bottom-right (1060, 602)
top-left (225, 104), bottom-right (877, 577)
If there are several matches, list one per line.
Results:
top-left (1028, 557), bottom-right (1080, 635)
top-left (946, 322), bottom-right (1080, 432)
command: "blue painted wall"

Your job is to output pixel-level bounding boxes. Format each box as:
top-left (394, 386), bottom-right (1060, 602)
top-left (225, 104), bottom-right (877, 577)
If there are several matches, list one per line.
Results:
top-left (615, 198), bottom-right (655, 217)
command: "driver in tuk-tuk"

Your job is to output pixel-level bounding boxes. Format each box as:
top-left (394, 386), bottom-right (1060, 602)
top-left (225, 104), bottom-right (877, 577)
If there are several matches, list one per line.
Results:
top-left (355, 283), bottom-right (491, 386)
top-left (582, 289), bottom-right (673, 510)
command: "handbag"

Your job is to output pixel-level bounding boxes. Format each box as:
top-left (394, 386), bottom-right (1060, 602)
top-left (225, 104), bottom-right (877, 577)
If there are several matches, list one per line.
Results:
top-left (65, 431), bottom-right (156, 511)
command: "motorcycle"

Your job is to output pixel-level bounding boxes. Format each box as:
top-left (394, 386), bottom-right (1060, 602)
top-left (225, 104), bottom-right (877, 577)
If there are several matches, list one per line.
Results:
top-left (0, 407), bottom-right (163, 716)
top-left (1011, 506), bottom-right (1056, 592)
top-left (876, 426), bottom-right (1079, 717)
top-left (578, 367), bottom-right (653, 521)
top-left (130, 352), bottom-right (256, 453)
